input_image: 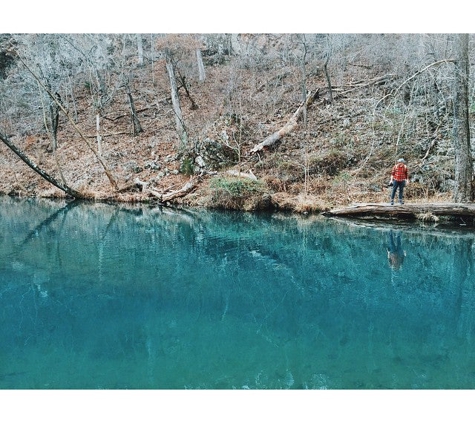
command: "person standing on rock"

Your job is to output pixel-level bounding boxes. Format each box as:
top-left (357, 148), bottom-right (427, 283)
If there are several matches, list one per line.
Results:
top-left (389, 158), bottom-right (409, 205)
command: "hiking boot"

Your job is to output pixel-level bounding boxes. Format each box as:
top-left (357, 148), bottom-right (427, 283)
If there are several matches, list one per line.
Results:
top-left (399, 201), bottom-right (404, 205)
top-left (390, 201), bottom-right (394, 205)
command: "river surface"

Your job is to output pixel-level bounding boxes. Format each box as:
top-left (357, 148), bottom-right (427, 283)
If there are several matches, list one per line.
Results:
top-left (1, 196), bottom-right (475, 389)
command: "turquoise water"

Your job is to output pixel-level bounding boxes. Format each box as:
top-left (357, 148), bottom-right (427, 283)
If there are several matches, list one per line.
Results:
top-left (1, 196), bottom-right (475, 389)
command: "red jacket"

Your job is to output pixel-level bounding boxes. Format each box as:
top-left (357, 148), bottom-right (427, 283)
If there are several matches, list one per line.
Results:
top-left (391, 163), bottom-right (408, 181)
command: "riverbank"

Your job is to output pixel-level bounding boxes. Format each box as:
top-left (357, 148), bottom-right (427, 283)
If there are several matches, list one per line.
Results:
top-left (0, 121), bottom-right (452, 214)
top-left (0, 35), bottom-right (458, 213)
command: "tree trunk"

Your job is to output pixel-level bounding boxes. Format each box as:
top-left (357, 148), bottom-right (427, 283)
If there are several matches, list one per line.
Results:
top-left (68, 74), bottom-right (79, 122)
top-left (323, 35), bottom-right (334, 104)
top-left (196, 49), bottom-right (206, 82)
top-left (127, 91), bottom-right (143, 135)
top-left (0, 131), bottom-right (83, 198)
top-left (136, 34), bottom-right (144, 66)
top-left (165, 51), bottom-right (187, 145)
top-left (323, 58), bottom-right (333, 104)
top-left (39, 81), bottom-right (60, 151)
top-left (96, 113), bottom-right (102, 156)
top-left (177, 73), bottom-right (199, 110)
top-left (300, 41), bottom-right (308, 128)
top-left (125, 78), bottom-right (143, 135)
top-left (452, 33), bottom-right (472, 203)
top-left (49, 93), bottom-right (60, 150)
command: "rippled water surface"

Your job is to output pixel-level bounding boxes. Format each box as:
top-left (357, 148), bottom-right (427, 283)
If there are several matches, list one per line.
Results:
top-left (1, 197), bottom-right (475, 389)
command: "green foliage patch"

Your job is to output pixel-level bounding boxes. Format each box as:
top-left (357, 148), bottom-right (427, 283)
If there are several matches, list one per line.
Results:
top-left (209, 176), bottom-right (267, 209)
top-left (180, 157), bottom-right (194, 176)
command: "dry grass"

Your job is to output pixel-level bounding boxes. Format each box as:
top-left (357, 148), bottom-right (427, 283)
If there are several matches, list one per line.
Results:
top-left (0, 49), bottom-right (457, 212)
top-left (416, 212), bottom-right (440, 223)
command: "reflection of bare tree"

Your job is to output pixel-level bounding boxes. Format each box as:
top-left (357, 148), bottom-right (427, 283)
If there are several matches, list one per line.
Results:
top-left (0, 200), bottom-right (80, 298)
top-left (453, 238), bottom-right (474, 341)
top-left (97, 207), bottom-right (121, 283)
top-left (19, 200), bottom-right (79, 248)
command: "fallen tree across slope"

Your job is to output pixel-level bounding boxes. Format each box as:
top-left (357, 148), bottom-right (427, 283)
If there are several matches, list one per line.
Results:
top-left (250, 90), bottom-right (319, 154)
top-left (0, 131), bottom-right (84, 199)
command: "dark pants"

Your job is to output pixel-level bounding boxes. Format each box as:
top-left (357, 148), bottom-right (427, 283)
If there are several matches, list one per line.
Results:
top-left (390, 180), bottom-right (405, 203)
top-left (388, 231), bottom-right (402, 253)
top-left (387, 231), bottom-right (405, 269)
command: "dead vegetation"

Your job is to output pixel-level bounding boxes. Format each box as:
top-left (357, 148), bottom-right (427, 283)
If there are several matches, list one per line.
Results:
top-left (0, 34), bottom-right (463, 213)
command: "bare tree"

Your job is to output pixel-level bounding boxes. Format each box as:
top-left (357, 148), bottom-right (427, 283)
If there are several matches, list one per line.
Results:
top-left (12, 46), bottom-right (119, 191)
top-left (38, 81), bottom-right (61, 151)
top-left (196, 48), bottom-right (206, 82)
top-left (452, 33), bottom-right (473, 202)
top-left (156, 35), bottom-right (203, 146)
top-left (322, 34), bottom-right (334, 104)
top-left (13, 35), bottom-right (71, 151)
top-left (59, 34), bottom-right (113, 154)
top-left (124, 73), bottom-right (143, 136)
top-left (293, 34), bottom-right (309, 126)
top-left (136, 34), bottom-right (144, 67)
top-left (165, 49), bottom-right (187, 145)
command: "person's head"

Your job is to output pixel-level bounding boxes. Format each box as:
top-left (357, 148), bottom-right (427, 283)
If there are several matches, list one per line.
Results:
top-left (397, 158), bottom-right (405, 164)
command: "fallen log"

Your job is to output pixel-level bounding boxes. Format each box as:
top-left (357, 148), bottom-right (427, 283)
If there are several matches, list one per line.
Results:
top-left (250, 89), bottom-right (319, 154)
top-left (323, 202), bottom-right (475, 224)
top-left (134, 177), bottom-right (198, 204)
top-left (161, 179), bottom-right (197, 202)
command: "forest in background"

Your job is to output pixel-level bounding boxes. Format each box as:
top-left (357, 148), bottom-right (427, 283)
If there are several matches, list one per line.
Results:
top-left (0, 33), bottom-right (474, 212)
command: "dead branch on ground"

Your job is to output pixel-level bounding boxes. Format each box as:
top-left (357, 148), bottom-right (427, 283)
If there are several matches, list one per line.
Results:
top-left (133, 177), bottom-right (198, 204)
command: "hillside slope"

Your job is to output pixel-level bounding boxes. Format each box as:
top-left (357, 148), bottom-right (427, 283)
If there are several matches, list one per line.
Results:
top-left (0, 41), bottom-right (456, 212)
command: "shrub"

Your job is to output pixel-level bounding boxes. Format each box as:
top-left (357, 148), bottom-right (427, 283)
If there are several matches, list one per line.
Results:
top-left (209, 176), bottom-right (267, 209)
top-left (180, 157), bottom-right (194, 175)
top-left (308, 150), bottom-right (350, 176)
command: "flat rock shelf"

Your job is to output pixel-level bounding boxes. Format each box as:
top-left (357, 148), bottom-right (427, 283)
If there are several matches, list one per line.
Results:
top-left (323, 202), bottom-right (475, 225)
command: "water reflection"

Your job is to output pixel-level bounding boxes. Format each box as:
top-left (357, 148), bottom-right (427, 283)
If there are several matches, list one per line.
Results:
top-left (1, 197), bottom-right (475, 389)
top-left (387, 230), bottom-right (406, 270)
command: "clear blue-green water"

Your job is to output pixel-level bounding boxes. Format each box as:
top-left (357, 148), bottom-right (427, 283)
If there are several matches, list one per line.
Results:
top-left (1, 196), bottom-right (475, 389)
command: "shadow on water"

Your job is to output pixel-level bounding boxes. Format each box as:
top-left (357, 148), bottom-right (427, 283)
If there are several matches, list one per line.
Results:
top-left (1, 196), bottom-right (475, 389)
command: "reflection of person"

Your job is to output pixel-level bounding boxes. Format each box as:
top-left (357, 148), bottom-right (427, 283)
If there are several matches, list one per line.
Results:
top-left (387, 230), bottom-right (406, 270)
top-left (389, 158), bottom-right (409, 205)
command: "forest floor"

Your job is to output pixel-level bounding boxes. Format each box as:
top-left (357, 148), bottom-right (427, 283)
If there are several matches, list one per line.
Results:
top-left (0, 57), bottom-right (454, 214)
